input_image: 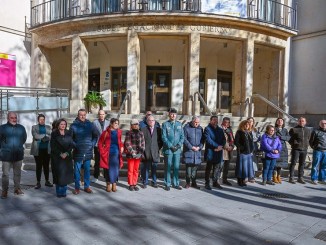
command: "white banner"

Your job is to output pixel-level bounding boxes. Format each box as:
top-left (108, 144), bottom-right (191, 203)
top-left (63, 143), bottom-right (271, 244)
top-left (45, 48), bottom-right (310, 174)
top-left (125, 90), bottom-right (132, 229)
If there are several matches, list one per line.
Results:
top-left (201, 0), bottom-right (247, 17)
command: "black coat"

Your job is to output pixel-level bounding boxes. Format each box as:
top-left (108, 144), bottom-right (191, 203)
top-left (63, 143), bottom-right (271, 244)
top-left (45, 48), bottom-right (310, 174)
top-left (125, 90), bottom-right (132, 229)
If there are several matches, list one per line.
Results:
top-left (275, 127), bottom-right (290, 168)
top-left (235, 130), bottom-right (254, 155)
top-left (141, 126), bottom-right (163, 163)
top-left (289, 126), bottom-right (312, 150)
top-left (50, 130), bottom-right (74, 185)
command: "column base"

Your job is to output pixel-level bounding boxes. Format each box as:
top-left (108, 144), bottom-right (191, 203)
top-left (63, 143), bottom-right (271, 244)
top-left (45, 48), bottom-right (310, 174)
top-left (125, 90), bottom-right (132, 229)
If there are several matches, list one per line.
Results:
top-left (70, 99), bottom-right (84, 114)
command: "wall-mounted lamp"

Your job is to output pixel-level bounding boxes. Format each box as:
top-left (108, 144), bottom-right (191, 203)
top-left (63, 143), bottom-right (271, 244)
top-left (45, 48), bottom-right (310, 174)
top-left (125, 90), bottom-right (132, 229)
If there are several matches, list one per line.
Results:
top-left (94, 42), bottom-right (97, 46)
top-left (158, 59), bottom-right (160, 63)
top-left (254, 47), bottom-right (259, 54)
top-left (223, 43), bottom-right (228, 48)
top-left (62, 46), bottom-right (66, 52)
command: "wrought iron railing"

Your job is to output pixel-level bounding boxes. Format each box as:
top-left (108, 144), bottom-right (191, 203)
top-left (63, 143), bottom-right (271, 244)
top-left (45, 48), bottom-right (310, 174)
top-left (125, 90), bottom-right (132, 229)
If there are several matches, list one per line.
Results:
top-left (248, 0), bottom-right (297, 30)
top-left (30, 0), bottom-right (296, 30)
top-left (117, 90), bottom-right (132, 119)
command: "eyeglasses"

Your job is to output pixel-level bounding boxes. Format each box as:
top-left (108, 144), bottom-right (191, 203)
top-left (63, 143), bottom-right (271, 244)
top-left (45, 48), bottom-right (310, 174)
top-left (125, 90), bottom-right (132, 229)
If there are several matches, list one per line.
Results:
top-left (132, 123), bottom-right (139, 125)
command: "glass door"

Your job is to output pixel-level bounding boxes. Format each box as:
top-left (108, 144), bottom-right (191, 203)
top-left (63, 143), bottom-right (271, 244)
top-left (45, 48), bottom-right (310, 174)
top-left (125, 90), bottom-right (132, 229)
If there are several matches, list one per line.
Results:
top-left (111, 67), bottom-right (127, 109)
top-left (217, 70), bottom-right (232, 113)
top-left (146, 66), bottom-right (171, 111)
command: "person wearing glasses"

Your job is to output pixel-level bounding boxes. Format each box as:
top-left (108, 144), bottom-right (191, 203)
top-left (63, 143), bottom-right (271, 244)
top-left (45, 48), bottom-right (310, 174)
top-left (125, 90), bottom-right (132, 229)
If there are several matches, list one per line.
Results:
top-left (30, 114), bottom-right (53, 189)
top-left (124, 119), bottom-right (145, 191)
top-left (139, 111), bottom-right (160, 129)
top-left (141, 115), bottom-right (163, 188)
top-left (0, 112), bottom-right (27, 199)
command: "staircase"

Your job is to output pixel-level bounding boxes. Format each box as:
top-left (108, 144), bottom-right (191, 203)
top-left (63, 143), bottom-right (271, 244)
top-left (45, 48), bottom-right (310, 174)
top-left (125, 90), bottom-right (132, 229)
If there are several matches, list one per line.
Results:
top-left (22, 113), bottom-right (312, 179)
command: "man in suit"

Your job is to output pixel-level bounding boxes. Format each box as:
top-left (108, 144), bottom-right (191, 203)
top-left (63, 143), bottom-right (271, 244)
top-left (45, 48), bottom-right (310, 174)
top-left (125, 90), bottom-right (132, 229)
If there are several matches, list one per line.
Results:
top-left (141, 115), bottom-right (163, 188)
top-left (92, 110), bottom-right (110, 183)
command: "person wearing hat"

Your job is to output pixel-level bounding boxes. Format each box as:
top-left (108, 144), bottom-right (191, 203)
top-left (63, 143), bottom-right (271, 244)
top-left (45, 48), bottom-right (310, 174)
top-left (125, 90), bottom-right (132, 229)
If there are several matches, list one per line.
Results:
top-left (124, 119), bottom-right (145, 191)
top-left (162, 108), bottom-right (184, 191)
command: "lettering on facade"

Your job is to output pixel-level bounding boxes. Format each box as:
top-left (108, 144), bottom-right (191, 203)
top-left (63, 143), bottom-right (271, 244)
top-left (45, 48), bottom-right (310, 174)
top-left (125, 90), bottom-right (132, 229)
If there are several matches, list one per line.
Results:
top-left (96, 23), bottom-right (230, 34)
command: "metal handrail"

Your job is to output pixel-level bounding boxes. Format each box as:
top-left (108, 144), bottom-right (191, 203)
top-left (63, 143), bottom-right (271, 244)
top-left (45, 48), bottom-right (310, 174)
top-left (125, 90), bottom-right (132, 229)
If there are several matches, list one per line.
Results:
top-left (251, 93), bottom-right (297, 122)
top-left (117, 90), bottom-right (132, 119)
top-left (194, 91), bottom-right (212, 116)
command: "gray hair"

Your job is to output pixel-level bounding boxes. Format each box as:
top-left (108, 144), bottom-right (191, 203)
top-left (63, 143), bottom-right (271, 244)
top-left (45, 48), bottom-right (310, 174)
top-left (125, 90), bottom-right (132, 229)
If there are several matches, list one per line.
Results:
top-left (192, 115), bottom-right (200, 122)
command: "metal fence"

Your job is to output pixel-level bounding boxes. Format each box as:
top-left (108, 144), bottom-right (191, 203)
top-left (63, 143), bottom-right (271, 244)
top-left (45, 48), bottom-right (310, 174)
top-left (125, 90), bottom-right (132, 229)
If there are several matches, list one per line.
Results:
top-left (31, 0), bottom-right (297, 30)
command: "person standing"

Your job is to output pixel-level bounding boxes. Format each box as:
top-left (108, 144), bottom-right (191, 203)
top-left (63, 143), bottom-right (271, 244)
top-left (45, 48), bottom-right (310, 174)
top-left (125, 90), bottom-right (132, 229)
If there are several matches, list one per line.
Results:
top-left (274, 118), bottom-right (291, 184)
top-left (70, 109), bottom-right (98, 194)
top-left (204, 116), bottom-right (226, 190)
top-left (234, 120), bottom-right (255, 187)
top-left (124, 119), bottom-right (145, 191)
top-left (92, 110), bottom-right (110, 183)
top-left (221, 117), bottom-right (235, 186)
top-left (247, 117), bottom-right (261, 182)
top-left (139, 111), bottom-right (160, 129)
top-left (288, 117), bottom-right (311, 184)
top-left (309, 120), bottom-right (326, 185)
top-left (30, 114), bottom-right (53, 189)
top-left (50, 119), bottom-right (74, 197)
top-left (141, 115), bottom-right (163, 188)
top-left (0, 112), bottom-right (27, 199)
top-left (162, 108), bottom-right (184, 191)
top-left (183, 116), bottom-right (204, 189)
top-left (260, 125), bottom-right (282, 185)
top-left (98, 118), bottom-right (124, 192)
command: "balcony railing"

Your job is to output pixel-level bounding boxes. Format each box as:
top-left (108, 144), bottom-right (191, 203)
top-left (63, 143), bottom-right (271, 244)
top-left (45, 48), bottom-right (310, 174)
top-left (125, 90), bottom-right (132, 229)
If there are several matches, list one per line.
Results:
top-left (248, 0), bottom-right (297, 30)
top-left (31, 0), bottom-right (297, 30)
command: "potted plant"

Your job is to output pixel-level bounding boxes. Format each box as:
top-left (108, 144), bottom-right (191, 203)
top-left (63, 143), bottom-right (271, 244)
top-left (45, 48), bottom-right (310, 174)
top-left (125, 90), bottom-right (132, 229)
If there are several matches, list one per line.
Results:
top-left (84, 91), bottom-right (106, 113)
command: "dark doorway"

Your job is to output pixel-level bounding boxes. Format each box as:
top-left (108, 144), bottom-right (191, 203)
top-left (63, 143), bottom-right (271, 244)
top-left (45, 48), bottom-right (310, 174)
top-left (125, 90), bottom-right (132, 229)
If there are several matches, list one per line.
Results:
top-left (89, 68), bottom-right (100, 92)
top-left (217, 70), bottom-right (232, 113)
top-left (111, 67), bottom-right (127, 109)
top-left (146, 66), bottom-right (172, 112)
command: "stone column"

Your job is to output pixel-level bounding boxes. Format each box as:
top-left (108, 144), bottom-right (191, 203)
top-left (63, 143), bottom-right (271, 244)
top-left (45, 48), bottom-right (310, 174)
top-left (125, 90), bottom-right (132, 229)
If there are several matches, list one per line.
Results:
top-left (127, 30), bottom-right (140, 114)
top-left (244, 37), bottom-right (255, 117)
top-left (269, 50), bottom-right (281, 117)
top-left (232, 42), bottom-right (244, 116)
top-left (282, 38), bottom-right (291, 117)
top-left (183, 32), bottom-right (200, 115)
top-left (70, 35), bottom-right (88, 113)
top-left (31, 35), bottom-right (51, 88)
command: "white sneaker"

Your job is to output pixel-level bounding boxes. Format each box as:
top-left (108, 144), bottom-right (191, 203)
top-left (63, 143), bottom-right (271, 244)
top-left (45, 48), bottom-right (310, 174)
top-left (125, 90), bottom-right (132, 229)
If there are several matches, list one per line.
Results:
top-left (91, 178), bottom-right (98, 183)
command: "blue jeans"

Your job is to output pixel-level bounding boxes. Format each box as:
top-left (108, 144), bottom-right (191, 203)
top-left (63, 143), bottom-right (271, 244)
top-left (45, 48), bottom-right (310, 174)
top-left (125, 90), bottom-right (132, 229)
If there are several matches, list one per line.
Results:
top-left (311, 150), bottom-right (326, 181)
top-left (142, 161), bottom-right (158, 185)
top-left (74, 160), bottom-right (91, 189)
top-left (56, 185), bottom-right (67, 196)
top-left (263, 157), bottom-right (276, 181)
top-left (164, 154), bottom-right (181, 187)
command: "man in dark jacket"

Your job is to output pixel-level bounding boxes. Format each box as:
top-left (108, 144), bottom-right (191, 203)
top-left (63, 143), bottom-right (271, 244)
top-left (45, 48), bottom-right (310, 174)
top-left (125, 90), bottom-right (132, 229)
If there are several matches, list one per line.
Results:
top-left (70, 109), bottom-right (98, 194)
top-left (289, 117), bottom-right (312, 184)
top-left (1, 112), bottom-right (27, 199)
top-left (309, 120), bottom-right (326, 184)
top-left (221, 117), bottom-right (235, 186)
top-left (204, 116), bottom-right (226, 190)
top-left (141, 115), bottom-right (163, 188)
top-left (183, 116), bottom-right (204, 189)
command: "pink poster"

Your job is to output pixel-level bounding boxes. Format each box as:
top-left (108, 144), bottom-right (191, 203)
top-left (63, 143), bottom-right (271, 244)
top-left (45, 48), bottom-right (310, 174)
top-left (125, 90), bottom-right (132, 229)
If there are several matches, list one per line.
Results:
top-left (0, 53), bottom-right (16, 86)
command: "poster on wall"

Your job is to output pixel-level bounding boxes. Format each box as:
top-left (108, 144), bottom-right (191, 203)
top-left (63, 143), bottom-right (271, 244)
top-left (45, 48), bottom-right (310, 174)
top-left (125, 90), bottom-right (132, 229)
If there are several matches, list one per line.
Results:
top-left (201, 0), bottom-right (247, 18)
top-left (0, 53), bottom-right (16, 86)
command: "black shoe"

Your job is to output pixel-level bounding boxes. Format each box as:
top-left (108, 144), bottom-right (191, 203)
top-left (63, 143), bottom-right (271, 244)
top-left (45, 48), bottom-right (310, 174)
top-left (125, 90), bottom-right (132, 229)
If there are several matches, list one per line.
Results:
top-left (213, 181), bottom-right (218, 187)
top-left (297, 178), bottom-right (306, 184)
top-left (129, 186), bottom-right (134, 191)
top-left (191, 182), bottom-right (200, 189)
top-left (34, 182), bottom-right (41, 189)
top-left (262, 181), bottom-right (267, 186)
top-left (134, 186), bottom-right (140, 191)
top-left (205, 185), bottom-right (212, 190)
top-left (152, 183), bottom-right (158, 188)
top-left (142, 184), bottom-right (147, 189)
top-left (266, 180), bottom-right (275, 185)
top-left (45, 181), bottom-right (53, 187)
top-left (289, 178), bottom-right (296, 184)
top-left (222, 180), bottom-right (232, 186)
top-left (164, 186), bottom-right (170, 191)
top-left (174, 186), bottom-right (182, 190)
top-left (184, 183), bottom-right (190, 189)
top-left (215, 183), bottom-right (223, 189)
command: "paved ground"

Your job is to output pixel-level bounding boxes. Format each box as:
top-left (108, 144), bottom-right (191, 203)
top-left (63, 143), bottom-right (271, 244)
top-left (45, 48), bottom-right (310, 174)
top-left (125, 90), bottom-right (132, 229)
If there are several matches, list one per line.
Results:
top-left (0, 166), bottom-right (325, 245)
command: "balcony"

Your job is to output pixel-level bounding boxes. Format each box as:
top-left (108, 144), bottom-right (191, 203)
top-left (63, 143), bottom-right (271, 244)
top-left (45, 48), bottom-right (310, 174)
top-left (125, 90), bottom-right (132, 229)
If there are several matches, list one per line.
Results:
top-left (30, 0), bottom-right (297, 30)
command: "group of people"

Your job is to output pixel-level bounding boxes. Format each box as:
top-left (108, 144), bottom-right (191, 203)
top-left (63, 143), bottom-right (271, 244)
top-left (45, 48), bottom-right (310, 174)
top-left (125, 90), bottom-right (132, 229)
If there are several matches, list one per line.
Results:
top-left (1, 109), bottom-right (325, 199)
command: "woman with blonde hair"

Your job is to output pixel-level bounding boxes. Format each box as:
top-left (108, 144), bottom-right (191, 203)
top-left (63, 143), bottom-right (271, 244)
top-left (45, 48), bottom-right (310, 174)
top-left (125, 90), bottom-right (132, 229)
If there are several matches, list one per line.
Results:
top-left (235, 120), bottom-right (255, 186)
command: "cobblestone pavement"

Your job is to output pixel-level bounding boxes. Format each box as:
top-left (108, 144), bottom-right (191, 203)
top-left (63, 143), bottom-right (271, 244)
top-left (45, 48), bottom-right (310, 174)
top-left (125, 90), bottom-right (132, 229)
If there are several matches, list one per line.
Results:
top-left (0, 166), bottom-right (325, 245)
